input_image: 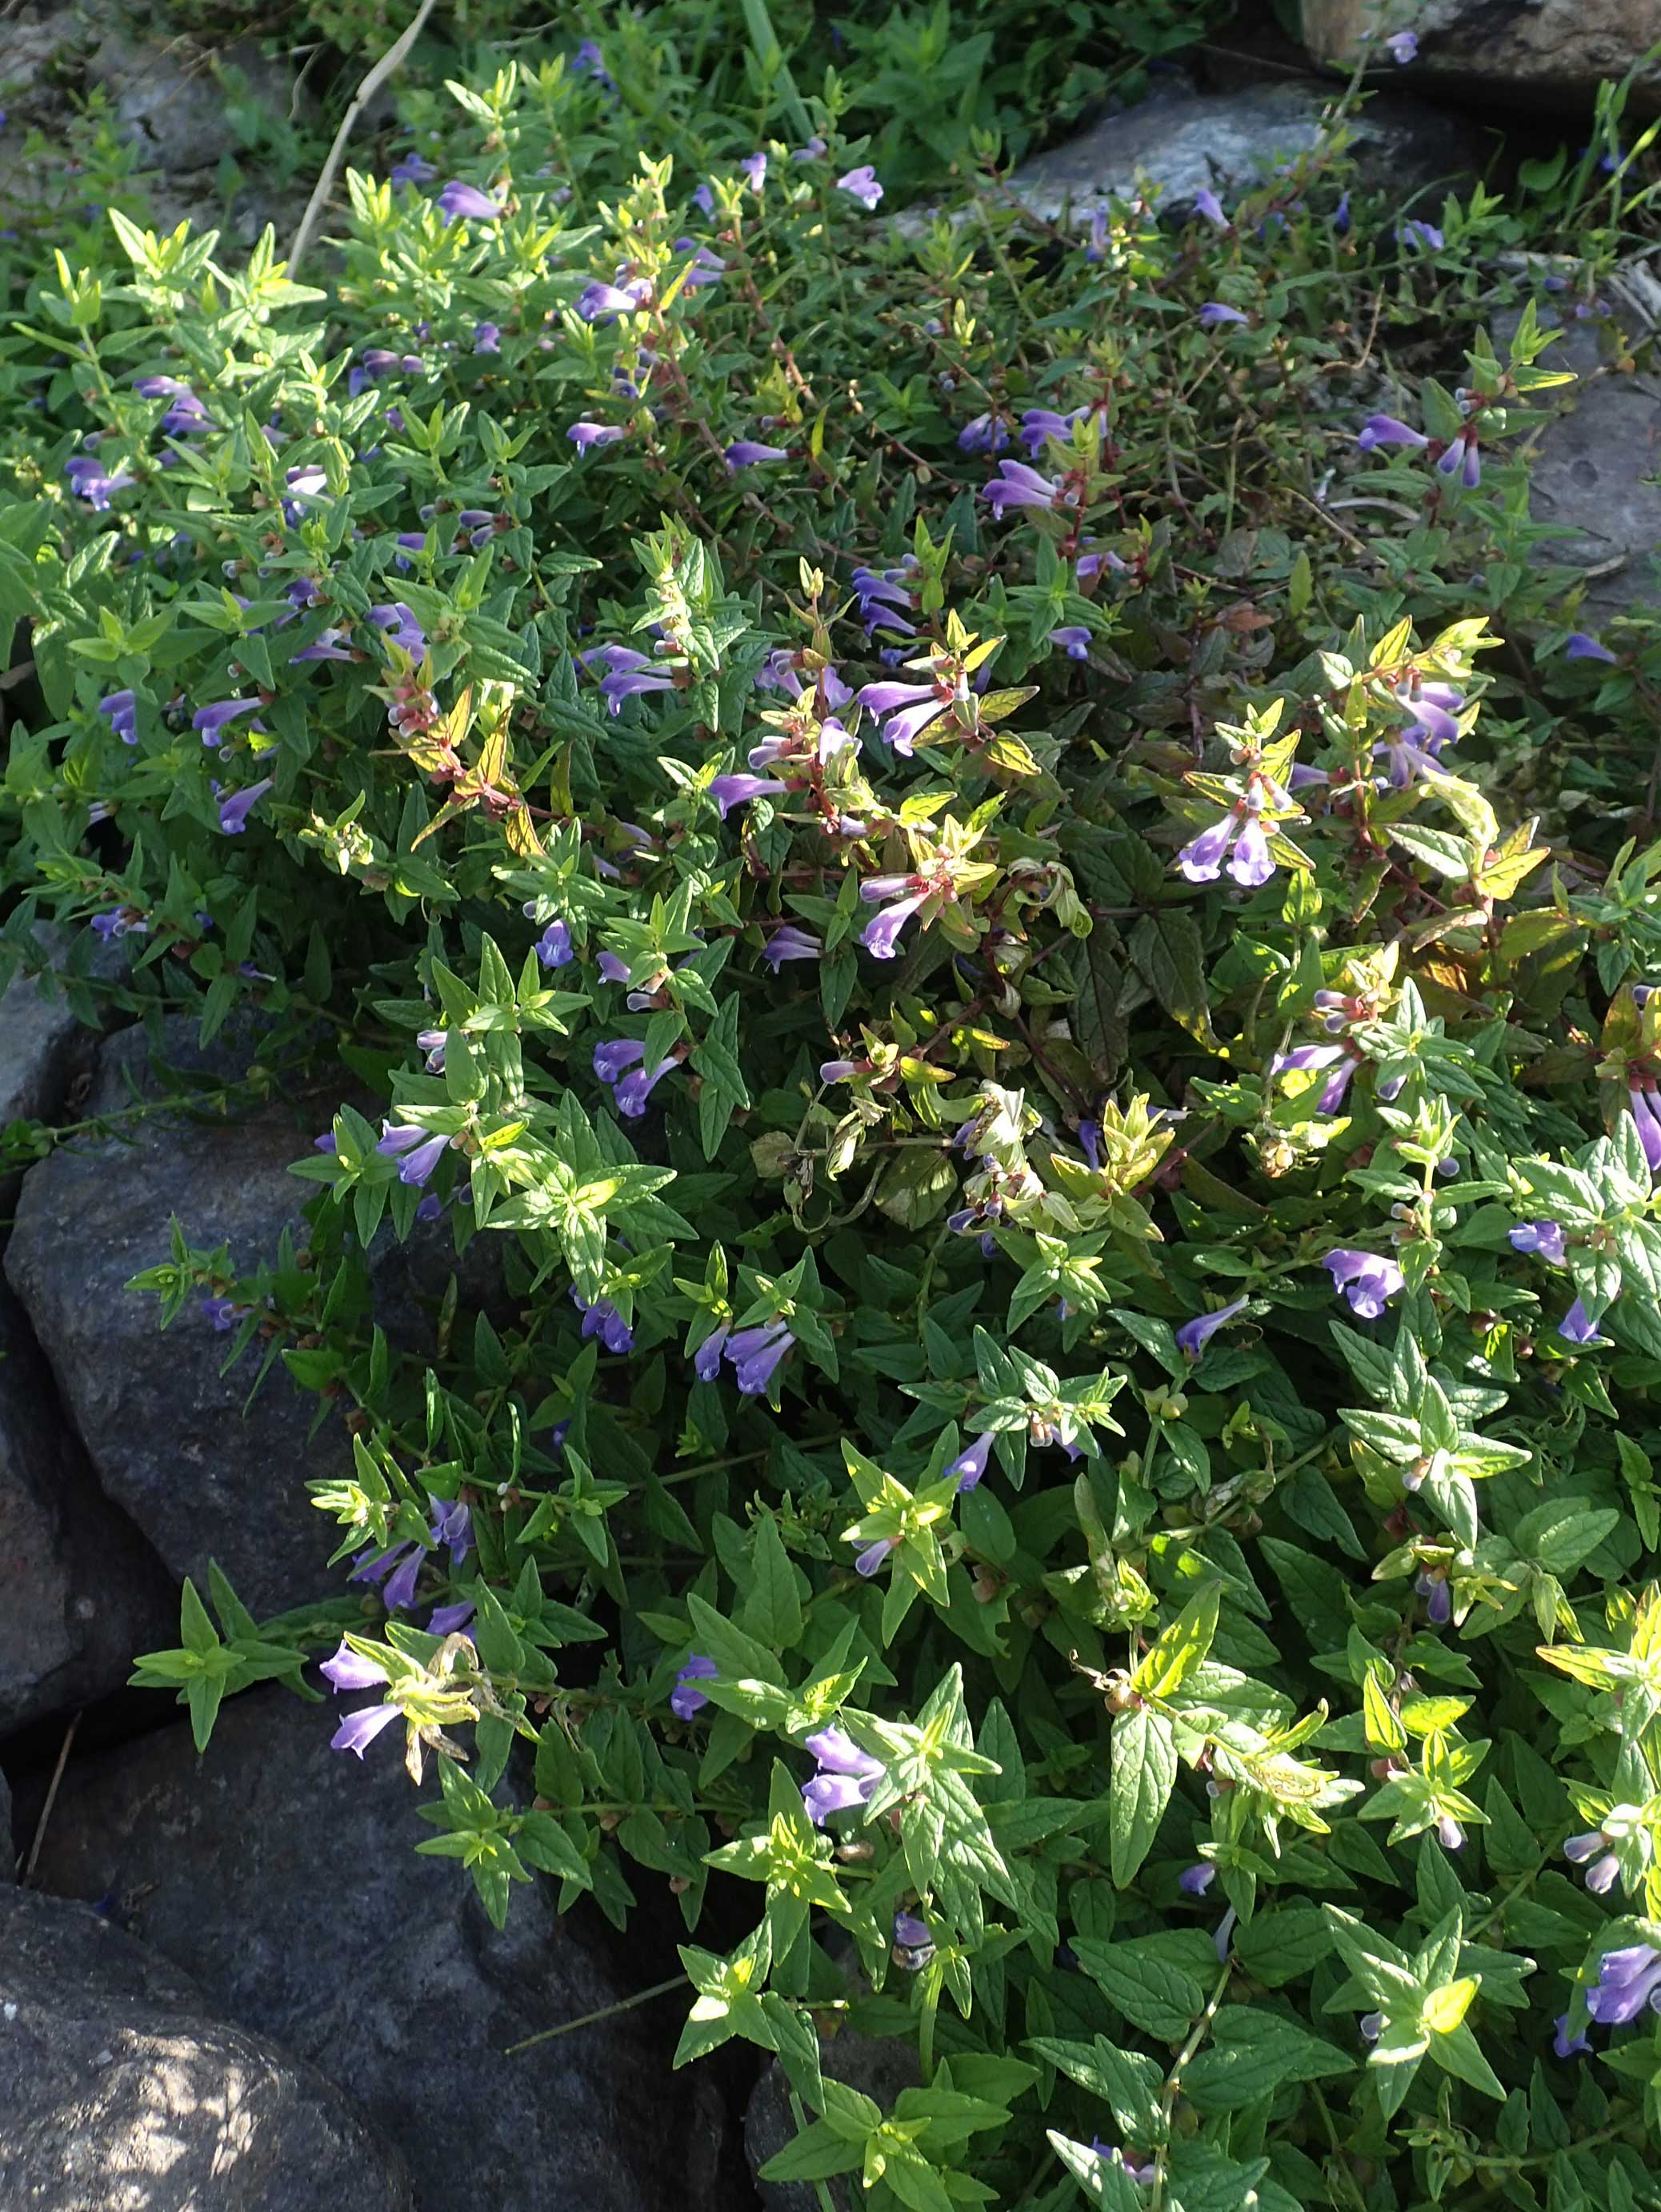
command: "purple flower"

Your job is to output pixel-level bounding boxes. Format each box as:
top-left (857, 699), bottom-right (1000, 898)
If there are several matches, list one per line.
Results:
top-left (568, 419), bottom-right (626, 451)
top-left (691, 182), bottom-right (714, 214)
top-left (1357, 414), bottom-right (1428, 451)
top-left (1048, 626), bottom-right (1091, 660)
top-left (1175, 1298), bottom-right (1247, 1357)
top-left (725, 1320), bottom-right (794, 1395)
top-left (369, 602), bottom-right (426, 657)
top-left (761, 925), bottom-right (822, 971)
top-left (711, 772), bottom-right (787, 816)
top-left (572, 36), bottom-right (612, 84)
top-left (576, 280), bottom-right (648, 321)
top-left (473, 322), bottom-right (502, 353)
top-left (290, 627), bottom-right (355, 664)
top-left (947, 1433), bottom-right (995, 1492)
top-left (1333, 190), bottom-right (1351, 232)
top-left (599, 665), bottom-right (675, 714)
top-left (983, 459), bottom-right (1064, 517)
top-left (285, 463), bottom-right (328, 500)
top-left (194, 694), bottom-right (262, 747)
top-left (427, 1601), bottom-right (475, 1635)
top-left (66, 455), bottom-right (134, 508)
top-left (694, 1324), bottom-right (730, 1381)
top-left (535, 919), bottom-right (574, 968)
top-left (893, 1911), bottom-right (931, 1950)
top-left (1564, 1831), bottom-right (1620, 1894)
top-left (98, 689), bottom-right (138, 745)
top-left (1179, 1863), bottom-right (1216, 1896)
top-left (1193, 187), bottom-right (1227, 227)
top-left (1554, 2014), bottom-right (1591, 2059)
top-left (593, 1036), bottom-right (678, 1117)
top-left (597, 951), bottom-right (631, 983)
top-left (1565, 631), bottom-right (1618, 663)
top-left (572, 1288), bottom-right (634, 1355)
top-left (1510, 1218), bottom-right (1567, 1264)
top-left (853, 1538), bottom-right (894, 1577)
top-left (958, 414), bottom-right (1010, 455)
top-left (1559, 1298), bottom-right (1602, 1344)
top-left (1323, 1248), bottom-right (1406, 1319)
top-left (1436, 431), bottom-right (1482, 489)
top-left (200, 1296), bottom-right (237, 1330)
top-left (671, 1653), bottom-right (718, 1720)
top-left (836, 166), bottom-right (883, 210)
top-left (430, 1496), bottom-right (472, 1565)
top-left (801, 1725), bottom-right (885, 1824)
top-left (1199, 303), bottom-right (1249, 328)
top-left (1178, 807), bottom-right (1274, 888)
top-left (860, 891), bottom-right (927, 960)
top-left (216, 778), bottom-right (274, 835)
top-left (391, 151), bottom-right (437, 187)
top-left (724, 440), bottom-right (789, 469)
top-left (321, 1638), bottom-right (390, 1692)
top-left (331, 1703), bottom-right (401, 1757)
top-left (820, 1058), bottom-right (858, 1083)
top-left (1437, 1815), bottom-right (1464, 1852)
top-left (1399, 219), bottom-right (1443, 250)
top-left (437, 180), bottom-right (502, 222)
top-left (1271, 1041), bottom-right (1355, 1112)
top-left (416, 1028), bottom-right (446, 1073)
top-left (1385, 28), bottom-right (1418, 60)
top-left (377, 1124), bottom-right (450, 1187)
top-left (740, 151), bottom-right (767, 191)
top-left (1630, 1086), bottom-right (1661, 1172)
top-left (1585, 1942), bottom-right (1661, 2025)
top-left (793, 136), bottom-right (826, 162)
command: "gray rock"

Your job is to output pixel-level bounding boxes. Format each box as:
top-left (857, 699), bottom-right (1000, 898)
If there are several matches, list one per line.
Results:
top-left (35, 1688), bottom-right (730, 2212)
top-left (1492, 269), bottom-right (1661, 619)
top-left (1, 1763), bottom-right (11, 1876)
top-left (84, 22), bottom-right (293, 179)
top-left (0, 1884), bottom-right (414, 2212)
top-left (1003, 79), bottom-right (1485, 229)
top-left (1302, 0), bottom-right (1661, 111)
top-left (746, 2027), bottom-right (923, 2211)
top-left (0, 1279), bottom-right (175, 1737)
top-left (0, 932), bottom-right (101, 1134)
top-left (6, 1023), bottom-right (347, 1617)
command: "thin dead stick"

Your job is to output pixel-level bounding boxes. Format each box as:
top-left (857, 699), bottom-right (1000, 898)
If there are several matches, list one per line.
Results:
top-left (22, 1709), bottom-right (80, 1885)
top-left (504, 1973), bottom-right (686, 2055)
top-left (288, 0), bottom-right (440, 277)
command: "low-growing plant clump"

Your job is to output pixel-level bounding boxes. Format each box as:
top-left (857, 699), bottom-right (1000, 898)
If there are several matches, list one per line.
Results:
top-left (9, 31), bottom-right (1661, 2211)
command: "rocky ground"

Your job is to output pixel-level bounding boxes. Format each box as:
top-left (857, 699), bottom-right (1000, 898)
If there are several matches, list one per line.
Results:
top-left (2, 1), bottom-right (1659, 2203)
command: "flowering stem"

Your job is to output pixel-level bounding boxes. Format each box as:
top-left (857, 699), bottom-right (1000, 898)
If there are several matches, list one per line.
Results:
top-left (1147, 1957), bottom-right (1231, 2212)
top-left (503, 1971), bottom-right (687, 2055)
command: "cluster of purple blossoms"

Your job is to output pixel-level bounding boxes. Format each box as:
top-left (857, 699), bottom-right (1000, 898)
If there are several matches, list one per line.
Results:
top-left (957, 414), bottom-right (1011, 455)
top-left (1324, 1248), bottom-right (1406, 1319)
top-left (1374, 682), bottom-right (1463, 787)
top-left (370, 602), bottom-right (426, 657)
top-left (1585, 1941), bottom-right (1661, 2025)
top-left (836, 166), bottom-right (883, 209)
top-left (857, 675), bottom-right (954, 755)
top-left (859, 872), bottom-right (931, 960)
top-left (576, 275), bottom-right (652, 322)
top-left (66, 453), bottom-right (135, 508)
top-left (98, 689), bottom-right (138, 745)
top-left (982, 458), bottom-right (1079, 519)
top-left (582, 643), bottom-right (678, 714)
top-left (347, 348), bottom-right (424, 397)
top-left (800, 1726), bottom-right (884, 1824)
top-left (378, 1121), bottom-right (450, 1187)
top-left (594, 1036), bottom-right (678, 1117)
top-left (850, 559), bottom-right (920, 639)
top-left (1563, 1825), bottom-right (1623, 1896)
top-left (571, 1286), bottom-right (634, 1354)
top-left (135, 374), bottom-right (214, 435)
top-left (670, 1653), bottom-right (718, 1719)
top-left (1178, 799), bottom-right (1274, 888)
top-left (1508, 1217), bottom-right (1607, 1342)
top-left (1019, 404), bottom-right (1107, 456)
top-left (696, 1316), bottom-right (797, 1394)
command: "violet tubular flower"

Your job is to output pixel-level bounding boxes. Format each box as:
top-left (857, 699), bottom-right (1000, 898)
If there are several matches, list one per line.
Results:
top-left (1178, 806), bottom-right (1275, 889)
top-left (1049, 626), bottom-right (1091, 660)
top-left (1385, 28), bottom-right (1418, 60)
top-left (331, 1703), bottom-right (401, 1758)
top-left (671, 1653), bottom-right (718, 1720)
top-left (535, 919), bottom-right (574, 968)
top-left (694, 1324), bottom-right (730, 1381)
top-left (1323, 1248), bottom-right (1406, 1320)
top-left (725, 1320), bottom-right (795, 1395)
top-left (98, 689), bottom-right (138, 745)
top-left (1559, 1298), bottom-right (1603, 1344)
top-left (710, 772), bottom-right (787, 817)
top-left (377, 1124), bottom-right (450, 1187)
top-left (1175, 1298), bottom-right (1247, 1357)
top-left (1565, 631), bottom-right (1618, 663)
top-left (568, 420), bottom-right (625, 451)
top-left (194, 696), bottom-right (264, 746)
top-left (800, 1725), bottom-right (885, 1825)
top-left (1193, 187), bottom-right (1227, 227)
top-left (1630, 1085), bottom-right (1661, 1172)
top-left (1199, 302), bottom-right (1249, 327)
top-left (437, 179), bottom-right (502, 222)
top-left (724, 439), bottom-right (789, 469)
top-left (982, 459), bottom-right (1066, 518)
top-left (1179, 1863), bottom-right (1216, 1896)
top-left (947, 1433), bottom-right (995, 1491)
top-left (1563, 1829), bottom-right (1621, 1895)
top-left (216, 779), bottom-right (274, 836)
top-left (571, 1288), bottom-right (634, 1356)
top-left (1510, 1218), bottom-right (1567, 1264)
top-left (1399, 218), bottom-right (1444, 250)
top-left (321, 1638), bottom-right (389, 1693)
top-left (836, 165), bottom-right (883, 210)
top-left (761, 925), bottom-right (822, 971)
top-left (577, 279), bottom-right (649, 322)
top-left (1357, 414), bottom-right (1428, 451)
top-left (860, 888), bottom-right (927, 960)
top-left (66, 455), bottom-right (135, 508)
top-left (1585, 1940), bottom-right (1661, 2025)
top-left (390, 151), bottom-right (437, 187)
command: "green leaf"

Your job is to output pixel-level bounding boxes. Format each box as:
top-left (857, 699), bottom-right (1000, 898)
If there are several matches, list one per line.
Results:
top-left (1108, 1705), bottom-right (1178, 1886)
top-left (1071, 1938), bottom-right (1206, 2040)
top-left (741, 1517), bottom-right (804, 1650)
top-left (1183, 2006), bottom-right (1354, 2113)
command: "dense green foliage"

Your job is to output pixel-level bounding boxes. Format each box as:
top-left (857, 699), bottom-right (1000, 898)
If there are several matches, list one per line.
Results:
top-left (9, 31), bottom-right (1661, 2211)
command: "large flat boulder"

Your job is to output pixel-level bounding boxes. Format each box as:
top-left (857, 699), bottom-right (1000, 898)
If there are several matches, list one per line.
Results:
top-left (5, 1025), bottom-right (347, 1618)
top-left (0, 1280), bottom-right (174, 1738)
top-left (34, 1688), bottom-right (732, 2212)
top-left (0, 1885), bottom-right (414, 2211)
top-left (1302, 0), bottom-right (1661, 111)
